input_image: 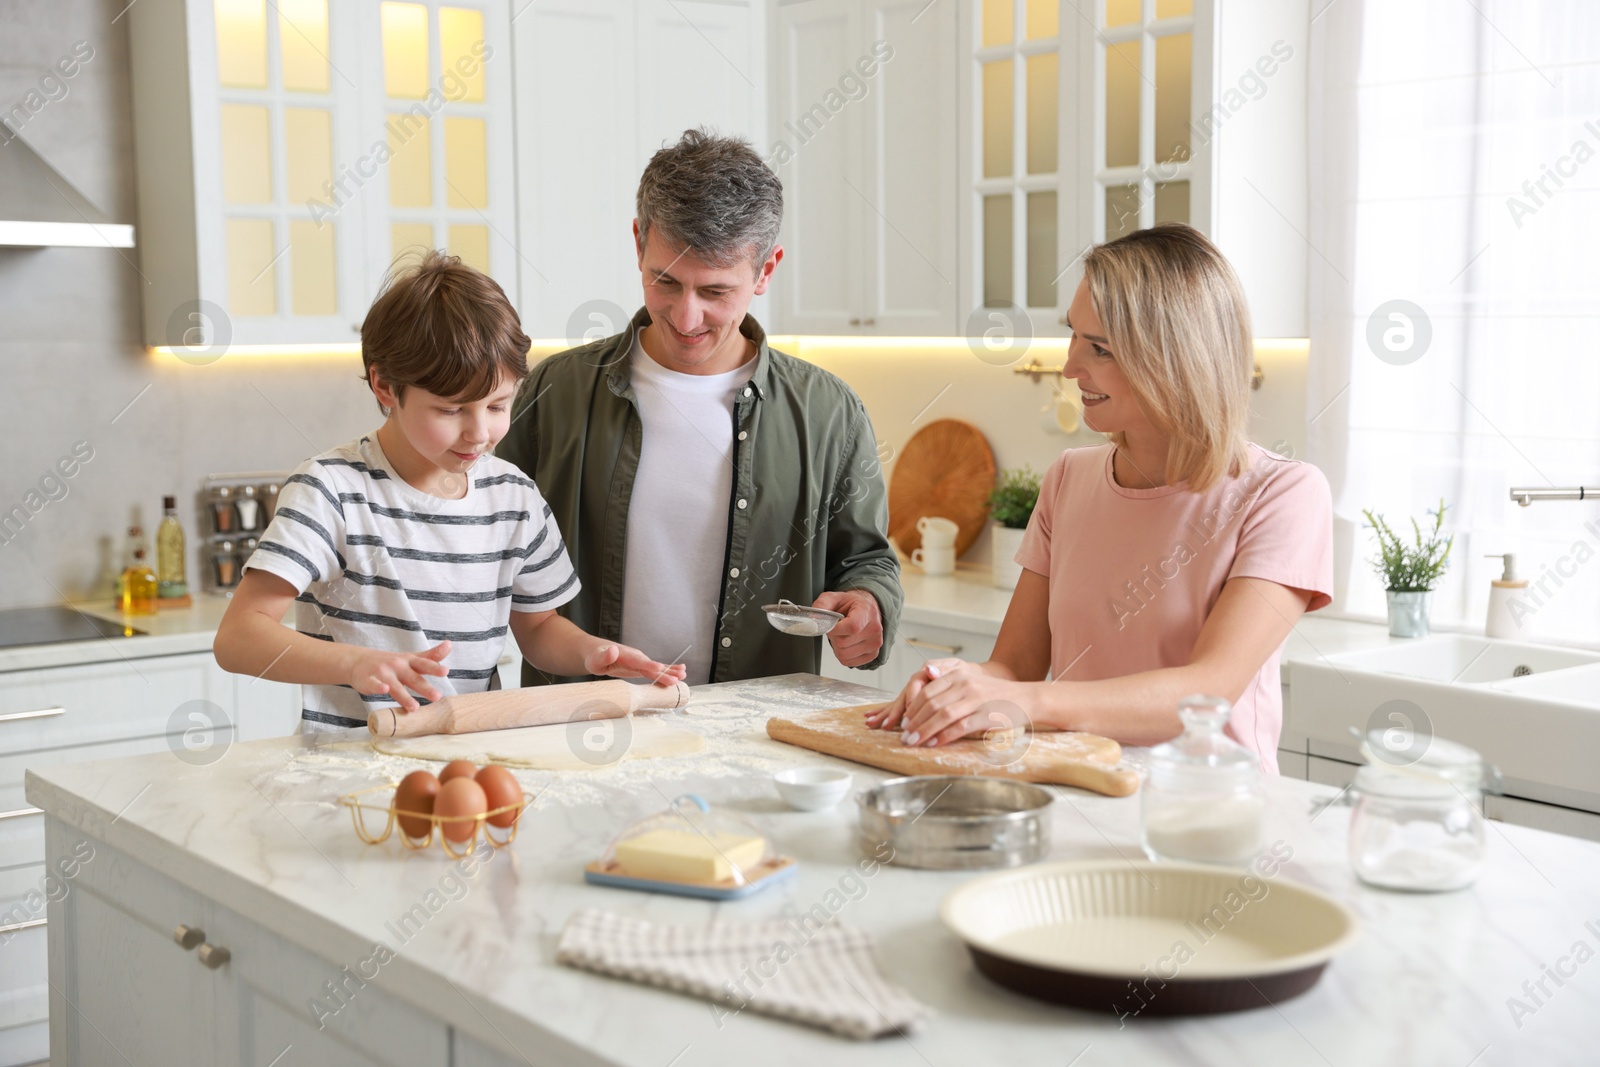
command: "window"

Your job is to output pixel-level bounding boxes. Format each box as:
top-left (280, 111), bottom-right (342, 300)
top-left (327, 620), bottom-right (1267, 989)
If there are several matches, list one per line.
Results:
top-left (1308, 1), bottom-right (1600, 642)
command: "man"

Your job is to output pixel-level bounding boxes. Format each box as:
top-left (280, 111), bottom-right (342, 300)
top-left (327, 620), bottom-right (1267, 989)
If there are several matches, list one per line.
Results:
top-left (497, 128), bottom-right (901, 686)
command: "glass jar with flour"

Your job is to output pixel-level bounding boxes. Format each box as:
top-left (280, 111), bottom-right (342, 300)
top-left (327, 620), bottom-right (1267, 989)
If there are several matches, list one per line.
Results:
top-left (1141, 695), bottom-right (1267, 866)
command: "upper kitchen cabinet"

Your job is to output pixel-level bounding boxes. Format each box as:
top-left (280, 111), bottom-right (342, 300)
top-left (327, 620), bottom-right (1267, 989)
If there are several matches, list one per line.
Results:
top-left (771, 0), bottom-right (960, 336)
top-left (127, 0), bottom-right (516, 349)
top-left (511, 0), bottom-right (766, 340)
top-left (974, 0), bottom-right (1307, 339)
top-left (975, 0), bottom-right (1213, 337)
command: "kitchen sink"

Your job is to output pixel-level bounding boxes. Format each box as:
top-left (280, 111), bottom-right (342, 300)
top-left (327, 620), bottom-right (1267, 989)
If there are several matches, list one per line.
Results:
top-left (1488, 662), bottom-right (1600, 708)
top-left (1288, 633), bottom-right (1600, 811)
top-left (1319, 634), bottom-right (1600, 685)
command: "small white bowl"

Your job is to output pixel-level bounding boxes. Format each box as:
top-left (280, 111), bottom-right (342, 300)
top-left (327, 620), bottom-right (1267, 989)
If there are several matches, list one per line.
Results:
top-left (773, 767), bottom-right (853, 811)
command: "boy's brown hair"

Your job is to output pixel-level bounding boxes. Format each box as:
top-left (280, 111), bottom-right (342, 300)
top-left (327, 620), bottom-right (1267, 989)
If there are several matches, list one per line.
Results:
top-left (359, 250), bottom-right (530, 411)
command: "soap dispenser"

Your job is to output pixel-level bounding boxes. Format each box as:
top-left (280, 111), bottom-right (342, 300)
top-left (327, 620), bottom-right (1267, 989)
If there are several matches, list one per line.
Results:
top-left (1484, 553), bottom-right (1527, 639)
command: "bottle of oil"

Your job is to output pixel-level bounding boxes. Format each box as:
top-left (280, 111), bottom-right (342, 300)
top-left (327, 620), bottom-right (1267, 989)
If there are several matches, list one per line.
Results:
top-left (156, 495), bottom-right (188, 598)
top-left (120, 525), bottom-right (159, 615)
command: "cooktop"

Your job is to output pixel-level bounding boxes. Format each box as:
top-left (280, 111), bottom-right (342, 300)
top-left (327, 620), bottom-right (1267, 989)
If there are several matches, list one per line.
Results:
top-left (0, 606), bottom-right (147, 649)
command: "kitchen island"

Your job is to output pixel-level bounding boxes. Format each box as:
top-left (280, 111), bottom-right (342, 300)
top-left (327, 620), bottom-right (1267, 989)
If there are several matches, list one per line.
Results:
top-left (26, 674), bottom-right (1600, 1067)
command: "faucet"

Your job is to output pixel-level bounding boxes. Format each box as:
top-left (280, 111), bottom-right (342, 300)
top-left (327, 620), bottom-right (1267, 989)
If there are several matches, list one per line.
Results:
top-left (1509, 487), bottom-right (1598, 506)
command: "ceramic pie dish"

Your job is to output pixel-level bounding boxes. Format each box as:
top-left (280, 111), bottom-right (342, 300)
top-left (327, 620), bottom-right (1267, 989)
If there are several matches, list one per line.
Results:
top-left (941, 859), bottom-right (1359, 1015)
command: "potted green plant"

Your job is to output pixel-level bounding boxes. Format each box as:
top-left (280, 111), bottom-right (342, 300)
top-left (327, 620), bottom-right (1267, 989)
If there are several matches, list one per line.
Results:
top-left (1362, 499), bottom-right (1453, 638)
top-left (988, 466), bottom-right (1041, 589)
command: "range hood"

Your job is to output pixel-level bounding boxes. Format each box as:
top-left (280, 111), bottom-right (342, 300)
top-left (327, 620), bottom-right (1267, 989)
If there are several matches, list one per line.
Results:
top-left (0, 129), bottom-right (135, 249)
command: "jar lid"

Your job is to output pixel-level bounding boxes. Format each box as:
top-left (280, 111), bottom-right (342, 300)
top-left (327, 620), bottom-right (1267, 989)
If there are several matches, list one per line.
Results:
top-left (1146, 694), bottom-right (1260, 787)
top-left (1353, 763), bottom-right (1461, 800)
top-left (1360, 728), bottom-right (1482, 778)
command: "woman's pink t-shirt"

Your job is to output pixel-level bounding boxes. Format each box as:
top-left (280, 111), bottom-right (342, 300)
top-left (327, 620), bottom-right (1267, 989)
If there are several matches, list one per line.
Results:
top-left (1014, 443), bottom-right (1334, 771)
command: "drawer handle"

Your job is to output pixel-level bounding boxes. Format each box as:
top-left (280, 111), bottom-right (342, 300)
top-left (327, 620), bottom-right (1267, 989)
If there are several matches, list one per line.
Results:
top-left (0, 706), bottom-right (64, 724)
top-left (174, 924), bottom-right (205, 950)
top-left (0, 917), bottom-right (46, 935)
top-left (904, 637), bottom-right (962, 656)
top-left (0, 807), bottom-right (42, 822)
top-left (198, 943), bottom-right (231, 969)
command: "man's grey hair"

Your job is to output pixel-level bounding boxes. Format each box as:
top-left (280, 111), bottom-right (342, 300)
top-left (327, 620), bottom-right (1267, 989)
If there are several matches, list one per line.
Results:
top-left (636, 128), bottom-right (783, 271)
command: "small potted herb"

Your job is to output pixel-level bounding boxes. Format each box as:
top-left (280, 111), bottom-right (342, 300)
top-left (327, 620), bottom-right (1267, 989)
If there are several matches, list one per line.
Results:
top-left (1362, 499), bottom-right (1453, 638)
top-left (988, 466), bottom-right (1042, 590)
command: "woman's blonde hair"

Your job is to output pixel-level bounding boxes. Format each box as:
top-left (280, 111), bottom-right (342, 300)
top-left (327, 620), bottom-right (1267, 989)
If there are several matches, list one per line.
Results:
top-left (1082, 223), bottom-right (1252, 492)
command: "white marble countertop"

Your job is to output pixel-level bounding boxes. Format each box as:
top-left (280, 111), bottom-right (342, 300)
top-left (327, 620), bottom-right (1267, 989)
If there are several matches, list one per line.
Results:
top-left (27, 674), bottom-right (1600, 1066)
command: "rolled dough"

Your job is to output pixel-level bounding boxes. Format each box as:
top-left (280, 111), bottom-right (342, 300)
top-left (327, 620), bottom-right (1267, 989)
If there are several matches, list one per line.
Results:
top-left (370, 715), bottom-right (705, 770)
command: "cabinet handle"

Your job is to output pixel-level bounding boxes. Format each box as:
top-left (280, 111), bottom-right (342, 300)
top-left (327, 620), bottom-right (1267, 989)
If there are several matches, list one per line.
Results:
top-left (198, 943), bottom-right (231, 969)
top-left (0, 807), bottom-right (42, 822)
top-left (904, 637), bottom-right (962, 656)
top-left (0, 706), bottom-right (65, 724)
top-left (863, 317), bottom-right (876, 327)
top-left (848, 317), bottom-right (861, 327)
top-left (0, 917), bottom-right (46, 935)
top-left (173, 924), bottom-right (205, 950)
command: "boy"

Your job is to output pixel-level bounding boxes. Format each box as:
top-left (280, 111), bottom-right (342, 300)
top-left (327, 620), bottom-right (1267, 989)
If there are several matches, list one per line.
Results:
top-left (215, 251), bottom-right (685, 731)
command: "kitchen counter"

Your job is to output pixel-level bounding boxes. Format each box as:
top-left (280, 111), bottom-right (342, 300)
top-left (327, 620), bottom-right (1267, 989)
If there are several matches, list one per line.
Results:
top-left (0, 595), bottom-right (236, 672)
top-left (27, 674), bottom-right (1600, 1066)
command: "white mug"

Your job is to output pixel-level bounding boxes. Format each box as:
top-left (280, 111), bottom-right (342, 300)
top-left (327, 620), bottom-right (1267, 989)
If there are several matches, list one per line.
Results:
top-left (918, 515), bottom-right (959, 547)
top-left (911, 544), bottom-right (955, 575)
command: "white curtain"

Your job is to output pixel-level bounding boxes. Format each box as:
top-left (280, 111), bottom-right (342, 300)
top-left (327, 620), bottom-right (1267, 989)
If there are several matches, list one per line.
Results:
top-left (1307, 0), bottom-right (1600, 644)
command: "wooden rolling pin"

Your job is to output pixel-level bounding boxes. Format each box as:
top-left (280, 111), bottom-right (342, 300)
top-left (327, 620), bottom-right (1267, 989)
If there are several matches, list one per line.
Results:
top-left (368, 679), bottom-right (690, 739)
top-left (767, 704), bottom-right (1141, 798)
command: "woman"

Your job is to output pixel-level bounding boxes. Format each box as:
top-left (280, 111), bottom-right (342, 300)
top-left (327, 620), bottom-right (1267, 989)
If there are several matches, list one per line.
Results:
top-left (872, 224), bottom-right (1332, 770)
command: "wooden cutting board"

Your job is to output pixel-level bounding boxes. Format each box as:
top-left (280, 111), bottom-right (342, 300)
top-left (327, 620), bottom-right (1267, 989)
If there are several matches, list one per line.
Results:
top-left (766, 705), bottom-right (1140, 798)
top-left (888, 419), bottom-right (996, 557)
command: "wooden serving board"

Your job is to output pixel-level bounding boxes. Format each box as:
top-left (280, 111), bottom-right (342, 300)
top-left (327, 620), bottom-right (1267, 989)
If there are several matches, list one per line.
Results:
top-left (887, 419), bottom-right (996, 557)
top-left (766, 704), bottom-right (1140, 798)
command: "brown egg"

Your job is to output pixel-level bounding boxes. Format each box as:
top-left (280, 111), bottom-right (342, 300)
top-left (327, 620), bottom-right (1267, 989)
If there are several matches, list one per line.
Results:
top-left (393, 770), bottom-right (440, 839)
top-left (435, 777), bottom-right (488, 842)
top-left (475, 765), bottom-right (525, 829)
top-left (438, 759), bottom-right (480, 785)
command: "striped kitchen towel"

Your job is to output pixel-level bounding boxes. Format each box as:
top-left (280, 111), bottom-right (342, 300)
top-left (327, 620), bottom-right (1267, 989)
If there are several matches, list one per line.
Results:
top-left (555, 907), bottom-right (932, 1039)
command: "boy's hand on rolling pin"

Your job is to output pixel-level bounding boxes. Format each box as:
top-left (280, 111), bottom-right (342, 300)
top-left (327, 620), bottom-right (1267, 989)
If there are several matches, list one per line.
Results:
top-left (349, 640), bottom-right (451, 712)
top-left (813, 589), bottom-right (883, 667)
top-left (866, 657), bottom-right (965, 732)
top-left (585, 642), bottom-right (688, 687)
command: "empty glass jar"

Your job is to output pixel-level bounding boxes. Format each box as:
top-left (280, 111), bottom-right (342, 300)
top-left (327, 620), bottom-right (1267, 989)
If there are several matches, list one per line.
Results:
top-left (1141, 695), bottom-right (1267, 866)
top-left (1348, 730), bottom-right (1487, 892)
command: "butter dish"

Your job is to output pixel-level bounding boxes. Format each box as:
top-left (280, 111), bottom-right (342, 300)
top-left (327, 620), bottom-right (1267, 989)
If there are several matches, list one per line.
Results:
top-left (584, 794), bottom-right (797, 900)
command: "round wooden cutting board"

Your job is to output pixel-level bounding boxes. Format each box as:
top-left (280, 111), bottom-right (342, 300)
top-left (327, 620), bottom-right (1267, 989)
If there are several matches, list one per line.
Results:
top-left (888, 419), bottom-right (996, 557)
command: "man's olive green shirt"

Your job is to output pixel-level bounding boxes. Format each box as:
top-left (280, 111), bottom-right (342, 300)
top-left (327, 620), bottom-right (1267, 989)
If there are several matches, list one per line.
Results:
top-left (496, 309), bottom-right (902, 686)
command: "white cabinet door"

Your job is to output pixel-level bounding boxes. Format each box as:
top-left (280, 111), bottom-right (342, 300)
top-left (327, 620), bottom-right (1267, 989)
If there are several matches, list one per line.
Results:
top-left (208, 898), bottom-right (451, 1067)
top-left (772, 0), bottom-right (960, 335)
top-left (636, 0), bottom-right (765, 151)
top-left (511, 0), bottom-right (636, 338)
top-left (49, 824), bottom-right (215, 1067)
top-left (771, 0), bottom-right (864, 334)
top-left (1307, 754), bottom-right (1358, 789)
top-left (1485, 794), bottom-right (1600, 845)
top-left (858, 0), bottom-right (959, 335)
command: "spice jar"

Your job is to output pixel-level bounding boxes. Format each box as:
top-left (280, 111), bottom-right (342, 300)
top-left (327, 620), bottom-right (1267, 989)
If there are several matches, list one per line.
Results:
top-left (236, 484), bottom-right (261, 531)
top-left (1348, 730), bottom-right (1488, 892)
top-left (1141, 695), bottom-right (1267, 866)
top-left (210, 485), bottom-right (236, 534)
top-left (211, 540), bottom-right (240, 589)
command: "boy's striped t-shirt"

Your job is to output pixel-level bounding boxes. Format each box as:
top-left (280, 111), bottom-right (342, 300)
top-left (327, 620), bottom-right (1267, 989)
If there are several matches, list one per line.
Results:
top-left (243, 433), bottom-right (580, 731)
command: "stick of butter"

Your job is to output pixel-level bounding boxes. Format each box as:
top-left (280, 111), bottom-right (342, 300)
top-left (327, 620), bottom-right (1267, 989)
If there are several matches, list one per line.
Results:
top-left (612, 829), bottom-right (766, 883)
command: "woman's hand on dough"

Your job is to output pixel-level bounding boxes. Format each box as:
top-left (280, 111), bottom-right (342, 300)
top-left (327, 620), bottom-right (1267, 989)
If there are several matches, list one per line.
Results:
top-left (865, 657), bottom-right (966, 732)
top-left (348, 640), bottom-right (452, 712)
top-left (585, 642), bottom-right (688, 686)
top-left (894, 662), bottom-right (1034, 747)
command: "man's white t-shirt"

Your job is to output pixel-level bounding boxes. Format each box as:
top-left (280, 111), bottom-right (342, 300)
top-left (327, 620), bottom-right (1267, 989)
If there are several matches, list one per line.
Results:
top-left (621, 335), bottom-right (756, 684)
